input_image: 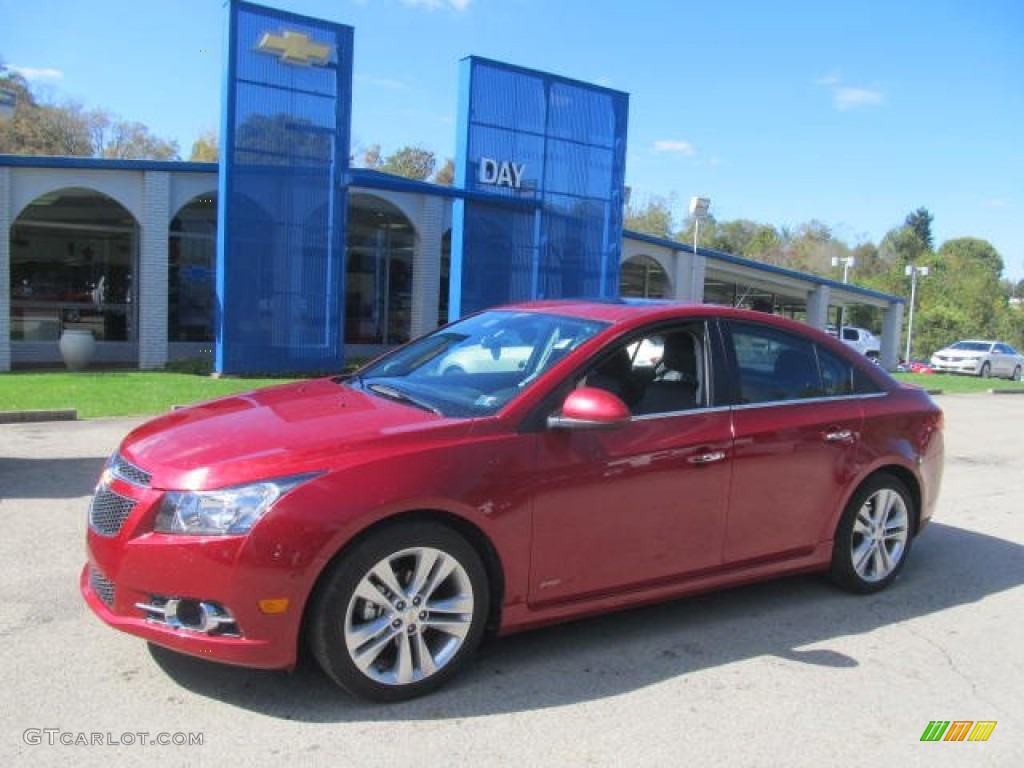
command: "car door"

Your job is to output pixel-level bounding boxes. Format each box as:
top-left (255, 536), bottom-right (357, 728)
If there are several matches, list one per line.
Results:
top-left (993, 344), bottom-right (1013, 377)
top-left (722, 322), bottom-right (865, 564)
top-left (528, 321), bottom-right (733, 605)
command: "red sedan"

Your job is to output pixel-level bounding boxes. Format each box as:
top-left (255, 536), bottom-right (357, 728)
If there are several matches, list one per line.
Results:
top-left (81, 301), bottom-right (944, 701)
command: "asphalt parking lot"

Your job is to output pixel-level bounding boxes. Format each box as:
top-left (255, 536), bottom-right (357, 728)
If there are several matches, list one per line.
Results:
top-left (1, 394), bottom-right (1021, 767)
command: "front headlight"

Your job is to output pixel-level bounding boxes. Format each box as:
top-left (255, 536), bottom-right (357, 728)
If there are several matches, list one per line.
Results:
top-left (154, 474), bottom-right (319, 535)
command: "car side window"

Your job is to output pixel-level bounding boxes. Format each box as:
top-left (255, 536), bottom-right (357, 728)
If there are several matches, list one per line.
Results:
top-left (817, 346), bottom-right (855, 396)
top-left (729, 324), bottom-right (821, 404)
top-left (581, 323), bottom-right (708, 416)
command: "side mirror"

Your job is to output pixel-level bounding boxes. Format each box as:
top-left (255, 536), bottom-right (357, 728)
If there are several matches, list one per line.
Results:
top-left (547, 387), bottom-right (631, 430)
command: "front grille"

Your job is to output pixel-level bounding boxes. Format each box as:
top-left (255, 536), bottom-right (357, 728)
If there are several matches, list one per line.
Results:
top-left (89, 487), bottom-right (136, 537)
top-left (89, 567), bottom-right (115, 608)
top-left (109, 453), bottom-right (151, 487)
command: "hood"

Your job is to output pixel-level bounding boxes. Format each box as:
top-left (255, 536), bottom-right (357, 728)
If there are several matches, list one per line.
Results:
top-left (936, 347), bottom-right (985, 359)
top-left (119, 378), bottom-right (470, 489)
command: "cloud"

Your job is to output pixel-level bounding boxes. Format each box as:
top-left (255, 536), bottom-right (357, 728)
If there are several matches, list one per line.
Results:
top-left (816, 74), bottom-right (884, 111)
top-left (833, 86), bottom-right (884, 110)
top-left (355, 74), bottom-right (407, 90)
top-left (653, 140), bottom-right (695, 156)
top-left (7, 65), bottom-right (64, 81)
top-left (401, 0), bottom-right (472, 10)
top-left (984, 198), bottom-right (1010, 209)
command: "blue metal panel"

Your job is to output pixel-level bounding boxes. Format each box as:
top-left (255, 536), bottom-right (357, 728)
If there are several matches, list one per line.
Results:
top-left (450, 57), bottom-right (628, 320)
top-left (216, 1), bottom-right (353, 374)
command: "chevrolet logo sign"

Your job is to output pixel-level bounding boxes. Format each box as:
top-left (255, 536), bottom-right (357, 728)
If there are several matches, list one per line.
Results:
top-left (256, 30), bottom-right (332, 67)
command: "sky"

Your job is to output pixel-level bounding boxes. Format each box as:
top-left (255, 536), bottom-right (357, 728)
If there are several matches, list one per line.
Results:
top-left (2, 0), bottom-right (1022, 282)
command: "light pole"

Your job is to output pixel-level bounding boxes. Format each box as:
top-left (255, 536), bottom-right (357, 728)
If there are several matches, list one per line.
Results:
top-left (831, 256), bottom-right (856, 331)
top-left (689, 196), bottom-right (710, 258)
top-left (904, 264), bottom-right (930, 362)
top-left (831, 256), bottom-right (856, 284)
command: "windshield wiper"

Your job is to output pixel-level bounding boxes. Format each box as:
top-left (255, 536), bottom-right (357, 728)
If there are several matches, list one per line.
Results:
top-left (366, 383), bottom-right (443, 415)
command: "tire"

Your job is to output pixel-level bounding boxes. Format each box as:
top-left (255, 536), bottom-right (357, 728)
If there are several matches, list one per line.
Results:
top-left (1011, 365), bottom-right (1021, 382)
top-left (308, 521), bottom-right (489, 701)
top-left (979, 362), bottom-right (991, 378)
top-left (830, 474), bottom-right (914, 594)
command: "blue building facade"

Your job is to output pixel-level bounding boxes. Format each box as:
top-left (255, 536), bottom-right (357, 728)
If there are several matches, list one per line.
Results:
top-left (450, 58), bottom-right (629, 320)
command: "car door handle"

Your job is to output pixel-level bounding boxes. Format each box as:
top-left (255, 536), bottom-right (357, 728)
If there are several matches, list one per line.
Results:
top-left (688, 450), bottom-right (726, 465)
top-left (824, 429), bottom-right (855, 443)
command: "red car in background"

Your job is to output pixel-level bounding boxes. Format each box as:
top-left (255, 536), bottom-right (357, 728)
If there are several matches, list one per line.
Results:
top-left (82, 300), bottom-right (944, 701)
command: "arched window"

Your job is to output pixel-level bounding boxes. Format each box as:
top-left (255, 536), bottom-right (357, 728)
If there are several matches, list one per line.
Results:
top-left (11, 187), bottom-right (137, 344)
top-left (620, 254), bottom-right (670, 299)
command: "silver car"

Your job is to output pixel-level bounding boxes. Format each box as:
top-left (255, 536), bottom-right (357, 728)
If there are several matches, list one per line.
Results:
top-left (930, 340), bottom-right (1024, 379)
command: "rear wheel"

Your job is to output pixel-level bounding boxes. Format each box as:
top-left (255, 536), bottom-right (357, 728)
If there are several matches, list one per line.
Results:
top-left (309, 522), bottom-right (489, 701)
top-left (831, 475), bottom-right (914, 594)
top-left (1011, 365), bottom-right (1021, 382)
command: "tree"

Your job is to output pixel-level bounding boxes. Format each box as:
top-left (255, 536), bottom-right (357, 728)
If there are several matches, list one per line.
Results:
top-left (905, 207), bottom-right (934, 251)
top-left (360, 143), bottom-right (383, 170)
top-left (434, 157), bottom-right (455, 186)
top-left (937, 237), bottom-right (1004, 278)
top-left (380, 145), bottom-right (436, 180)
top-left (98, 118), bottom-right (178, 160)
top-left (189, 129), bottom-right (219, 162)
top-left (0, 72), bottom-right (92, 156)
top-left (0, 67), bottom-right (178, 159)
top-left (624, 196), bottom-right (675, 239)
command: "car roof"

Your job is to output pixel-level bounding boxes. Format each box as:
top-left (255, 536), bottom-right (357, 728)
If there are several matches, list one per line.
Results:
top-left (494, 299), bottom-right (833, 337)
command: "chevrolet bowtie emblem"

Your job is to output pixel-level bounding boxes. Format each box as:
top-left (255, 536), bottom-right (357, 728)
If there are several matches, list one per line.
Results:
top-left (256, 30), bottom-right (332, 66)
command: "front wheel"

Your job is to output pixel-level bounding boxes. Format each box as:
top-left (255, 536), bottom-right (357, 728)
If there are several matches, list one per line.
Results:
top-left (831, 475), bottom-right (914, 594)
top-left (1011, 365), bottom-right (1021, 382)
top-left (979, 362), bottom-right (991, 378)
top-left (308, 522), bottom-right (489, 701)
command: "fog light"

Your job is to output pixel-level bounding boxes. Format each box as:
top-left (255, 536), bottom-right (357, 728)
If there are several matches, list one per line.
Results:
top-left (136, 596), bottom-right (240, 636)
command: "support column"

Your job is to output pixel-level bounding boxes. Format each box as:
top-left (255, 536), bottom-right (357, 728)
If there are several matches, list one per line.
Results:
top-left (0, 167), bottom-right (11, 371)
top-left (673, 248), bottom-right (707, 302)
top-left (139, 171), bottom-right (170, 369)
top-left (806, 285), bottom-right (830, 331)
top-left (410, 195), bottom-right (444, 340)
top-left (881, 301), bottom-right (904, 371)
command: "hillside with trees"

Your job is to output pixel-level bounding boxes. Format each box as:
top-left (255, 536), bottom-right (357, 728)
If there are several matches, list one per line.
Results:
top-left (626, 198), bottom-right (1024, 357)
top-left (0, 68), bottom-right (178, 159)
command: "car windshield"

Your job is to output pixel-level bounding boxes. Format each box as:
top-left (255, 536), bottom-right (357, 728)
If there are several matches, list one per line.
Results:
top-left (950, 341), bottom-right (992, 352)
top-left (346, 310), bottom-right (608, 417)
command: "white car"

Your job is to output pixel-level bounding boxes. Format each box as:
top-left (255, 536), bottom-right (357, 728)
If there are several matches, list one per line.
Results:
top-left (930, 340), bottom-right (1024, 379)
top-left (827, 325), bottom-right (881, 360)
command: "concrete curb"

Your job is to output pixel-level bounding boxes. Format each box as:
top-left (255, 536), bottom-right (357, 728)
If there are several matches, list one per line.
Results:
top-left (989, 387), bottom-right (1024, 395)
top-left (0, 409), bottom-right (78, 424)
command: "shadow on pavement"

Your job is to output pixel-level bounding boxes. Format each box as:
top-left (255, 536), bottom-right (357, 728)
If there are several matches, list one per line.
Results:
top-left (0, 456), bottom-right (104, 500)
top-left (149, 521), bottom-right (1023, 721)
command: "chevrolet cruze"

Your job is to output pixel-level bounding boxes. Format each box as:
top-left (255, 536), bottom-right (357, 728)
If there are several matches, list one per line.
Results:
top-left (82, 300), bottom-right (944, 701)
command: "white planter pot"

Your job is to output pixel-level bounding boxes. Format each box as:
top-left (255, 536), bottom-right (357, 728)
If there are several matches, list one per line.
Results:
top-left (59, 329), bottom-right (97, 371)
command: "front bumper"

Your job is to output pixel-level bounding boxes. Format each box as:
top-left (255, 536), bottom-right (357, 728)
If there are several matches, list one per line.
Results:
top-left (930, 359), bottom-right (980, 375)
top-left (81, 470), bottom-right (309, 671)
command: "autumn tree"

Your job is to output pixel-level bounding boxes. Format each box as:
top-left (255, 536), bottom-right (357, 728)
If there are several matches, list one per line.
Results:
top-left (434, 157), bottom-right (455, 186)
top-left (0, 67), bottom-right (178, 159)
top-left (625, 196), bottom-right (676, 239)
top-left (379, 145), bottom-right (436, 180)
top-left (189, 129), bottom-right (219, 162)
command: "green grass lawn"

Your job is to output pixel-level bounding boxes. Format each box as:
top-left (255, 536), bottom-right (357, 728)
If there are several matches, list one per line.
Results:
top-left (1, 369), bottom-right (1022, 420)
top-left (894, 371), bottom-right (1024, 394)
top-left (0, 371), bottom-right (302, 419)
